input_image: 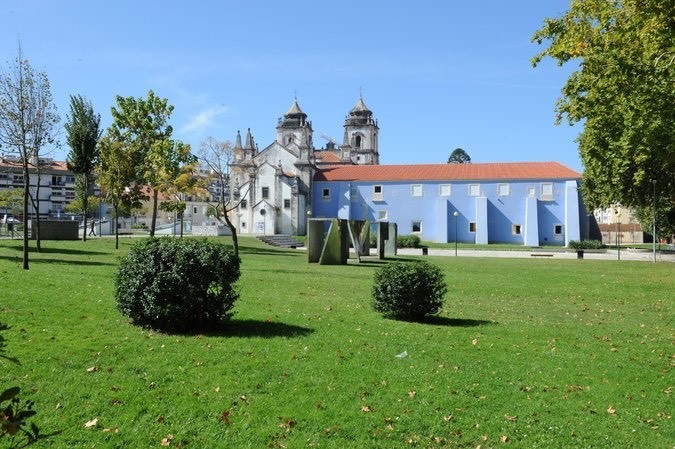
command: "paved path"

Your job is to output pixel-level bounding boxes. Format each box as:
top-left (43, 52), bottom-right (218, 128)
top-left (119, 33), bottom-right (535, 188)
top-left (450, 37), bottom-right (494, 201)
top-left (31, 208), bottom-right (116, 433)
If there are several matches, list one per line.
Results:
top-left (397, 247), bottom-right (675, 263)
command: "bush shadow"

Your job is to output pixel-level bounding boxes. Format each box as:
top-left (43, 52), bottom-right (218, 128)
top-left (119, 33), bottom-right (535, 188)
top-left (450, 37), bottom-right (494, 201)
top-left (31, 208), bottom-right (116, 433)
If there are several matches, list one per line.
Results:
top-left (393, 316), bottom-right (496, 327)
top-left (177, 319), bottom-right (314, 339)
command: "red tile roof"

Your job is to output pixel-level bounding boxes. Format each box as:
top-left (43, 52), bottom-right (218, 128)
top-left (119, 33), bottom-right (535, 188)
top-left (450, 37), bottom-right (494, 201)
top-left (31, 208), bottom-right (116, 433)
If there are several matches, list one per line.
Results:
top-left (313, 151), bottom-right (341, 163)
top-left (315, 162), bottom-right (581, 182)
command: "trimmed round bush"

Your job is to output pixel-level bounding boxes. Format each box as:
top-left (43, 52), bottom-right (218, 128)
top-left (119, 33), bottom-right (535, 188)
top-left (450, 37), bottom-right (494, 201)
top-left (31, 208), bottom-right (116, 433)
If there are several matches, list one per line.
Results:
top-left (115, 238), bottom-right (240, 332)
top-left (372, 260), bottom-right (447, 319)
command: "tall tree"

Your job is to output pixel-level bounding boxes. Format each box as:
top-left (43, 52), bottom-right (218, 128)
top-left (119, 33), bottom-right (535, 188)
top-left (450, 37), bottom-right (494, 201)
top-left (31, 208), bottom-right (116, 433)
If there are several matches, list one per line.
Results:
top-left (198, 137), bottom-right (244, 257)
top-left (447, 148), bottom-right (471, 164)
top-left (532, 0), bottom-right (675, 233)
top-left (110, 90), bottom-right (191, 237)
top-left (97, 132), bottom-right (144, 249)
top-left (0, 45), bottom-right (59, 269)
top-left (65, 95), bottom-right (101, 241)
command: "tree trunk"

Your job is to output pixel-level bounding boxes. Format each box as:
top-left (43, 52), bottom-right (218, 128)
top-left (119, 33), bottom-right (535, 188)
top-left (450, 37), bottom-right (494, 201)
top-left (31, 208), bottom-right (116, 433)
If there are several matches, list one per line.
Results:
top-left (114, 205), bottom-right (119, 250)
top-left (82, 176), bottom-right (88, 242)
top-left (222, 211), bottom-right (239, 258)
top-left (150, 188), bottom-right (159, 237)
top-left (21, 160), bottom-right (29, 270)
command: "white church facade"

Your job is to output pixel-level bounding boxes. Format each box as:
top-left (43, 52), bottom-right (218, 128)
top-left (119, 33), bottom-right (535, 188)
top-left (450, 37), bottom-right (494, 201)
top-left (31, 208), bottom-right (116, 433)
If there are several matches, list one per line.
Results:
top-left (228, 97), bottom-right (379, 236)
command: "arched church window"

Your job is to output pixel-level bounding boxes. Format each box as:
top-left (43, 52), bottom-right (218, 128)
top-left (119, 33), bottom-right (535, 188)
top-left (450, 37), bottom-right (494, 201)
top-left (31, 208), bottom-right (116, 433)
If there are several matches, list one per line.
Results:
top-left (355, 135), bottom-right (362, 148)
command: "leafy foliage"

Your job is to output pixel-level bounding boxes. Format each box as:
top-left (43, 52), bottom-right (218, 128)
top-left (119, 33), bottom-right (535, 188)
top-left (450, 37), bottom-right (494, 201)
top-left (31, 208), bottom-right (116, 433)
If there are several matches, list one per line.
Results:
top-left (115, 238), bottom-right (241, 332)
top-left (0, 188), bottom-right (23, 216)
top-left (65, 94), bottom-right (101, 241)
top-left (447, 147), bottom-right (471, 164)
top-left (0, 324), bottom-right (39, 445)
top-left (372, 260), bottom-right (448, 319)
top-left (109, 90), bottom-right (194, 237)
top-left (1, 386), bottom-right (39, 444)
top-left (568, 239), bottom-right (605, 250)
top-left (531, 0), bottom-right (675, 231)
top-left (96, 132), bottom-right (146, 249)
top-left (0, 45), bottom-right (59, 269)
top-left (396, 234), bottom-right (421, 248)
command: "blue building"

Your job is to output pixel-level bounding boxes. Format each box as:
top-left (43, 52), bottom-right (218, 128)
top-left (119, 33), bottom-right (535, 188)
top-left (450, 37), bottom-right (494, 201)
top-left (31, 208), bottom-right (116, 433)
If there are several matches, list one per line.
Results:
top-left (312, 162), bottom-right (587, 246)
top-left (227, 97), bottom-right (588, 246)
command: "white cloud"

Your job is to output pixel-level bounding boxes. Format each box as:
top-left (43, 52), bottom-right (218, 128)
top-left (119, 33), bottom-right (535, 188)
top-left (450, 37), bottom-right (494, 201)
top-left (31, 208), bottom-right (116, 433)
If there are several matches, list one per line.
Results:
top-left (180, 105), bottom-right (229, 135)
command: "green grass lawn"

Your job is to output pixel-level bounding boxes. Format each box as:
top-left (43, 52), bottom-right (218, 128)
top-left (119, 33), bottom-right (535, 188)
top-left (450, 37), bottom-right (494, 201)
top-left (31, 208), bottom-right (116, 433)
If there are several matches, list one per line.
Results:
top-left (1, 237), bottom-right (672, 448)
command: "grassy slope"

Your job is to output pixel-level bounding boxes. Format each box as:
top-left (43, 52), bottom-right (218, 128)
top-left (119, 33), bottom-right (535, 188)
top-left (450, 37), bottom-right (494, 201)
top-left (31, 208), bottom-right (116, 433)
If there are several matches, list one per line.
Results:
top-left (0, 237), bottom-right (672, 448)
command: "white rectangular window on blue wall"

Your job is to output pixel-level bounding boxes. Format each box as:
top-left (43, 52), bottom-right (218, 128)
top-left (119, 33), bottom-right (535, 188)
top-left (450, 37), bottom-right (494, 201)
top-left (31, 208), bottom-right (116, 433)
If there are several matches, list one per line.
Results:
top-left (378, 210), bottom-right (387, 221)
top-left (468, 184), bottom-right (480, 196)
top-left (439, 184), bottom-right (451, 196)
top-left (527, 187), bottom-right (536, 197)
top-left (411, 184), bottom-right (423, 197)
top-left (498, 183), bottom-right (510, 196)
top-left (373, 185), bottom-right (383, 201)
top-left (322, 188), bottom-right (330, 200)
top-left (541, 183), bottom-right (553, 200)
top-left (412, 221), bottom-right (422, 233)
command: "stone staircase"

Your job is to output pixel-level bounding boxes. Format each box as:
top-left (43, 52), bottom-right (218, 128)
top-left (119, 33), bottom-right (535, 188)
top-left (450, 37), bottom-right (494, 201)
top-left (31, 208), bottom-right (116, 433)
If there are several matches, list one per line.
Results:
top-left (257, 234), bottom-right (304, 248)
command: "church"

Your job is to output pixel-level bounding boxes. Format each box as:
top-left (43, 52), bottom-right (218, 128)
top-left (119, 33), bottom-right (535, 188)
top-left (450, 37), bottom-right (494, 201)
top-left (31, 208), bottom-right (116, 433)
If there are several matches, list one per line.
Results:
top-left (229, 98), bottom-right (588, 246)
top-left (228, 96), bottom-right (379, 237)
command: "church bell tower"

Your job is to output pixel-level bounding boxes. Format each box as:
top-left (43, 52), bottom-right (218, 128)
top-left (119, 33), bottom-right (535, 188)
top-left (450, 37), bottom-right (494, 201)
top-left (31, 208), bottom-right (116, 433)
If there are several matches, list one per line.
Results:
top-left (341, 96), bottom-right (379, 165)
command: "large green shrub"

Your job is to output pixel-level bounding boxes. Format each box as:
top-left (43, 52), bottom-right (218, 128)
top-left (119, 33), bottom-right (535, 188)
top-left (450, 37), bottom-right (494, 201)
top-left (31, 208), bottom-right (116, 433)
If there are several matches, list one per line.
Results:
top-left (372, 260), bottom-right (448, 319)
top-left (115, 238), bottom-right (240, 332)
top-left (397, 234), bottom-right (421, 248)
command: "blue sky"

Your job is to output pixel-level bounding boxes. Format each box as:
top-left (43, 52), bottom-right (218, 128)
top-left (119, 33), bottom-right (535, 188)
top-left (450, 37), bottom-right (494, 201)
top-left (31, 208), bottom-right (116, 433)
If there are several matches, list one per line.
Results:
top-left (1, 1), bottom-right (583, 171)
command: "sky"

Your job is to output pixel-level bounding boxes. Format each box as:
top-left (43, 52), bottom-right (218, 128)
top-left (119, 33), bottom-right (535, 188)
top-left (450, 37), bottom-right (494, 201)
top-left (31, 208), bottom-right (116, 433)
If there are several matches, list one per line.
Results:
top-left (1, 0), bottom-right (583, 172)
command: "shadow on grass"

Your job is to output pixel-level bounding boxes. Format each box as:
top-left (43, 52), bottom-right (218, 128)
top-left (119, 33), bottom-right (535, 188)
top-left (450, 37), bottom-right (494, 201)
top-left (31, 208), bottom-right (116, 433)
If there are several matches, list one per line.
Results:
top-left (176, 319), bottom-right (314, 339)
top-left (392, 316), bottom-right (496, 327)
top-left (0, 254), bottom-right (116, 267)
top-left (1, 243), bottom-right (109, 256)
top-left (240, 247), bottom-right (306, 257)
top-left (0, 322), bottom-right (20, 365)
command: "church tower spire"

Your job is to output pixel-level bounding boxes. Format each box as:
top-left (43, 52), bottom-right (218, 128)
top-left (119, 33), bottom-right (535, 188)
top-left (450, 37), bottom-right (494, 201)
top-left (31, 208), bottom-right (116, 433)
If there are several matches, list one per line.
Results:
top-left (276, 97), bottom-right (313, 156)
top-left (342, 95), bottom-right (379, 165)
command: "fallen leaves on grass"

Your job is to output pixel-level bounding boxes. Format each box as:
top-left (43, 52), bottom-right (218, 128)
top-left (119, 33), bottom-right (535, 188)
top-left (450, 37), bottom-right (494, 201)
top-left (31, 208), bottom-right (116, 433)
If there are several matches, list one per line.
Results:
top-left (220, 411), bottom-right (230, 424)
top-left (160, 434), bottom-right (174, 446)
top-left (84, 418), bottom-right (98, 428)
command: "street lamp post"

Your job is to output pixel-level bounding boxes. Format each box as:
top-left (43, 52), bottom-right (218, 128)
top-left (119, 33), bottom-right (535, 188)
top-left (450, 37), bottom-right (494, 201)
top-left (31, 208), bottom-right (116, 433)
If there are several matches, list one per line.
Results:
top-left (453, 211), bottom-right (459, 257)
